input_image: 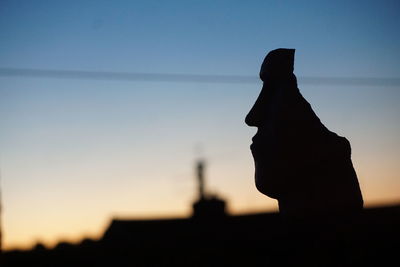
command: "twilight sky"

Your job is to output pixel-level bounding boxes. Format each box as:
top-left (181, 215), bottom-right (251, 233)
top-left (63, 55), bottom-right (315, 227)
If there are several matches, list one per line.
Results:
top-left (0, 0), bottom-right (399, 250)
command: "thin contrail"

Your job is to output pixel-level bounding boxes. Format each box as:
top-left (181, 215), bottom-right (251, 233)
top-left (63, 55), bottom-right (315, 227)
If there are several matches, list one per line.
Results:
top-left (0, 67), bottom-right (399, 86)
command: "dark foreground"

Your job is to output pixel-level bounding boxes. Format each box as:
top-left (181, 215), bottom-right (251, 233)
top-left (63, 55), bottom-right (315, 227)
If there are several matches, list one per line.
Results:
top-left (3, 205), bottom-right (399, 267)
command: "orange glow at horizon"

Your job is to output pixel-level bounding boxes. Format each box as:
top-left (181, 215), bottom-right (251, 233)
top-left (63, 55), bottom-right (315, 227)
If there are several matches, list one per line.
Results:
top-left (3, 158), bottom-right (400, 251)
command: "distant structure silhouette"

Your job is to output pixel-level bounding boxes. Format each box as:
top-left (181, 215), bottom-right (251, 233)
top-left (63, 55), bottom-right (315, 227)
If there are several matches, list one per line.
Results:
top-left (197, 160), bottom-right (206, 200)
top-left (192, 159), bottom-right (226, 219)
top-left (246, 48), bottom-right (363, 217)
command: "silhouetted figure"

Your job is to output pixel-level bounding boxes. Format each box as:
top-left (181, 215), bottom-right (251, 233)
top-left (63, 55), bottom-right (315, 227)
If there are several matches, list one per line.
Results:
top-left (246, 48), bottom-right (364, 265)
top-left (246, 48), bottom-right (363, 217)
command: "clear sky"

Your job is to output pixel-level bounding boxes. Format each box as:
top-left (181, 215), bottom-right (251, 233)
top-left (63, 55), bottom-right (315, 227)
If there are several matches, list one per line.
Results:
top-left (0, 0), bottom-right (399, 250)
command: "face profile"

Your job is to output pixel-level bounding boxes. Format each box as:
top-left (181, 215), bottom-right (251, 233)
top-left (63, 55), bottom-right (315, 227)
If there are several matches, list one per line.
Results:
top-left (246, 48), bottom-right (296, 199)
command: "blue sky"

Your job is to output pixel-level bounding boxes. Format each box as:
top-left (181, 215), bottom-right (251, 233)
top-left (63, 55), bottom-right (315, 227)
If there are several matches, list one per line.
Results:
top-left (0, 0), bottom-right (399, 249)
top-left (1, 0), bottom-right (399, 76)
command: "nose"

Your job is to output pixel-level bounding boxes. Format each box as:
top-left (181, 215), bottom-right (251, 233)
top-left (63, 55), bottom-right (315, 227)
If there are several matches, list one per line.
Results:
top-left (245, 84), bottom-right (268, 127)
top-left (245, 108), bottom-right (259, 127)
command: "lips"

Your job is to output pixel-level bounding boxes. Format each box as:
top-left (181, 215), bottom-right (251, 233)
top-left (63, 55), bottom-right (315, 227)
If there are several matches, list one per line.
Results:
top-left (250, 134), bottom-right (258, 151)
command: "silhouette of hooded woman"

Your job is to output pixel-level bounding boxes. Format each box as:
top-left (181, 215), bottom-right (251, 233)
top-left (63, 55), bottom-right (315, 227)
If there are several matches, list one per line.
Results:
top-left (246, 49), bottom-right (363, 218)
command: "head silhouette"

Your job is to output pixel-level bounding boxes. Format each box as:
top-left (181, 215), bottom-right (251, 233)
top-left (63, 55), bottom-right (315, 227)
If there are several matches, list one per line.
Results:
top-left (246, 48), bottom-right (363, 214)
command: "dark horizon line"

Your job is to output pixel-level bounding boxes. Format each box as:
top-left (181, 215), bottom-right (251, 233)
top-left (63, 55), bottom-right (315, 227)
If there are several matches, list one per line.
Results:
top-left (1, 67), bottom-right (400, 86)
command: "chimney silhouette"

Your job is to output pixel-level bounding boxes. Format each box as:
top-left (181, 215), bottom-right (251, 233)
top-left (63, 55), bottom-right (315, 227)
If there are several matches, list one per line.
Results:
top-left (196, 160), bottom-right (206, 200)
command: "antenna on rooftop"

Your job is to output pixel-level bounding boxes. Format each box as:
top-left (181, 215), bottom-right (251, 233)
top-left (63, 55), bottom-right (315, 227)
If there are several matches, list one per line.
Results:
top-left (196, 159), bottom-right (206, 200)
top-left (194, 143), bottom-right (207, 200)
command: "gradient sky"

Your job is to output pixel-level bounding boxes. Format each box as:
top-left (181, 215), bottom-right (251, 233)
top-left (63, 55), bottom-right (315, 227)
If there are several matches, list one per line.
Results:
top-left (1, 0), bottom-right (399, 250)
